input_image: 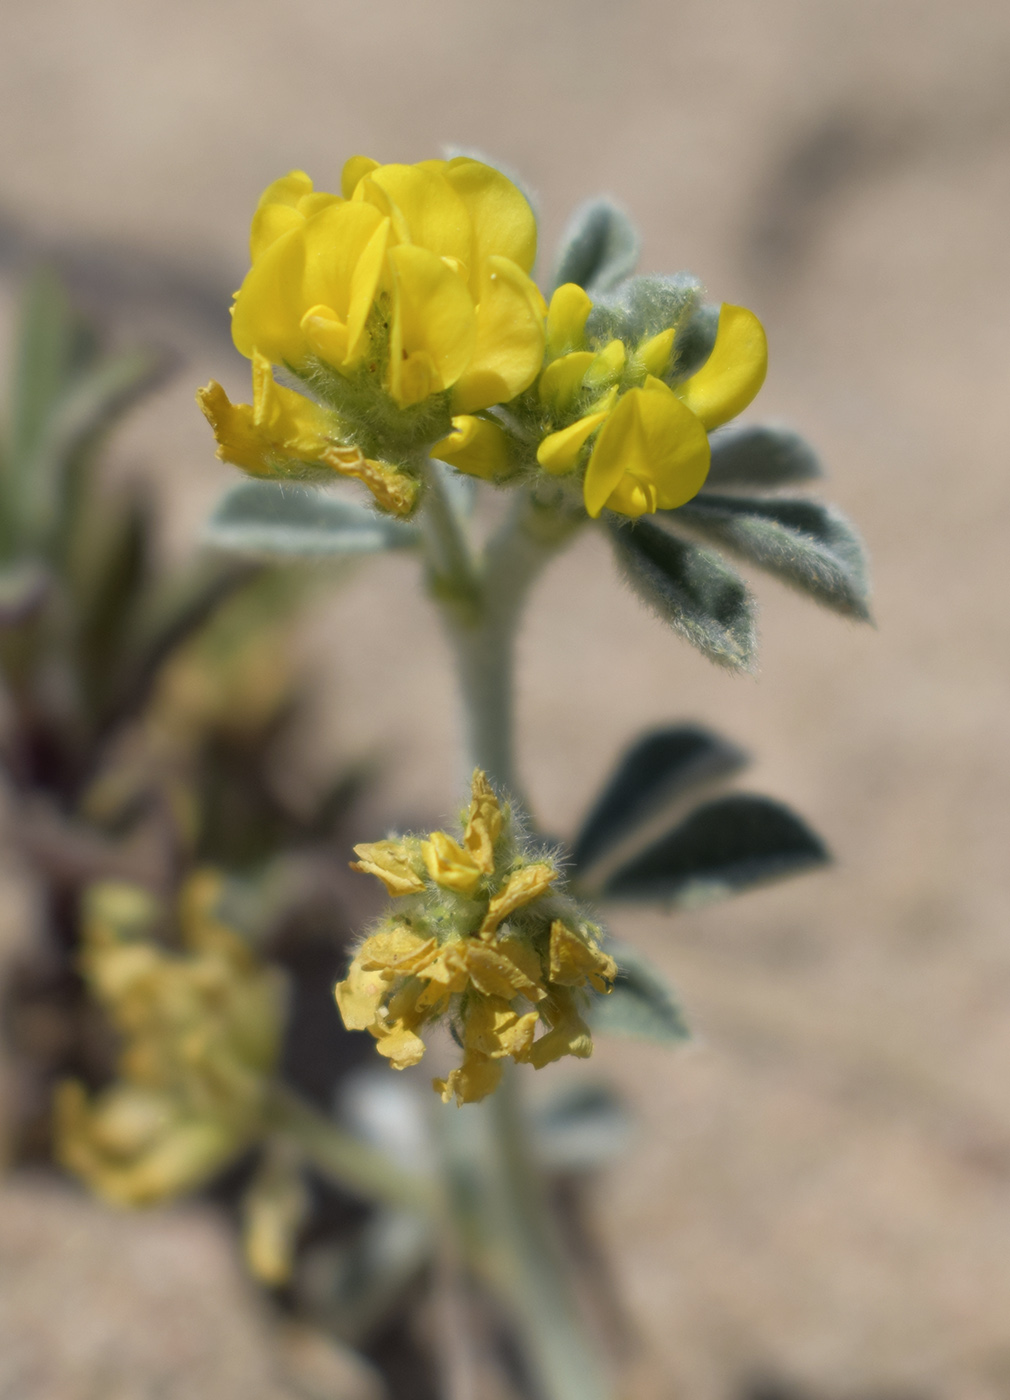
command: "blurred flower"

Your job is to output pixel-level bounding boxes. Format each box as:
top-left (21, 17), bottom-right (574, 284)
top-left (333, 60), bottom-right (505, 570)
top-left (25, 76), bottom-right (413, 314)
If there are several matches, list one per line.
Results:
top-left (55, 872), bottom-right (287, 1206)
top-left (336, 772), bottom-right (616, 1104)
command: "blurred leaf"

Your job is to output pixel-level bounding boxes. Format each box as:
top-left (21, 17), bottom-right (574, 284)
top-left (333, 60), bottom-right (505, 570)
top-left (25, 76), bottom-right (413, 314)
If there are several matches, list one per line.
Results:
top-left (607, 517), bottom-right (755, 669)
top-left (703, 423), bottom-right (822, 491)
top-left (530, 1083), bottom-right (632, 1171)
top-left (206, 481), bottom-right (420, 557)
top-left (571, 725), bottom-right (747, 873)
top-left (602, 793), bottom-right (829, 906)
top-left (6, 269), bottom-right (163, 553)
top-left (72, 495), bottom-right (151, 718)
top-left (298, 1209), bottom-right (431, 1343)
top-left (551, 198), bottom-right (640, 294)
top-left (589, 944), bottom-right (689, 1043)
top-left (673, 494), bottom-right (871, 619)
top-left (9, 270), bottom-right (78, 471)
top-left (0, 557), bottom-right (50, 627)
top-left (99, 556), bottom-right (263, 732)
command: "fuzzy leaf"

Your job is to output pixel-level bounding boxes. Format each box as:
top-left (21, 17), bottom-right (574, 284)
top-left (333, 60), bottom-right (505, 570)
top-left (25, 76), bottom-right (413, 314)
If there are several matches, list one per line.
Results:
top-left (704, 424), bottom-right (822, 491)
top-left (206, 481), bottom-right (420, 557)
top-left (572, 724), bottom-right (747, 873)
top-left (552, 199), bottom-right (640, 295)
top-left (586, 272), bottom-right (701, 345)
top-left (589, 944), bottom-right (689, 1043)
top-left (608, 517), bottom-right (755, 669)
top-left (602, 793), bottom-right (829, 906)
top-left (672, 494), bottom-right (871, 619)
top-left (670, 302), bottom-right (719, 381)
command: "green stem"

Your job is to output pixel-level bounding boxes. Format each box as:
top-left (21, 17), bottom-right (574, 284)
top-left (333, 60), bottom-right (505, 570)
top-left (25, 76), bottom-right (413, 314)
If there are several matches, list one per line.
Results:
top-left (420, 467), bottom-right (607, 1400)
top-left (267, 1082), bottom-right (436, 1216)
top-left (487, 1070), bottom-right (610, 1400)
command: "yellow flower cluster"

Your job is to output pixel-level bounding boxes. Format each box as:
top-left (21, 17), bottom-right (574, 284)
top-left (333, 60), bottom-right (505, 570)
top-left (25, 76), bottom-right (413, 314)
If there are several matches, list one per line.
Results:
top-left (56, 873), bottom-right (286, 1206)
top-left (198, 152), bottom-right (769, 525)
top-left (335, 772), bottom-right (616, 1104)
top-left (198, 156), bottom-right (546, 513)
top-left (437, 282), bottom-right (768, 518)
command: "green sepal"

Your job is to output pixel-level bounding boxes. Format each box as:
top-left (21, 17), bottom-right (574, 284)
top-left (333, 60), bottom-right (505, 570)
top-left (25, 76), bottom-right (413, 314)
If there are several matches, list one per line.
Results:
top-left (607, 516), bottom-right (755, 670)
top-left (672, 494), bottom-right (871, 620)
top-left (602, 793), bottom-right (829, 907)
top-left (589, 943), bottom-right (689, 1043)
top-left (205, 481), bottom-right (421, 557)
top-left (704, 424), bottom-right (822, 491)
top-left (551, 199), bottom-right (640, 295)
top-left (571, 724), bottom-right (747, 873)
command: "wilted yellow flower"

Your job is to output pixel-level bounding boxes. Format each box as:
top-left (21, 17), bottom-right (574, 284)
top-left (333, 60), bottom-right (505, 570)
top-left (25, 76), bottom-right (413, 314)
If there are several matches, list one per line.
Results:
top-left (335, 771), bottom-right (616, 1104)
top-left (55, 872), bottom-right (286, 1208)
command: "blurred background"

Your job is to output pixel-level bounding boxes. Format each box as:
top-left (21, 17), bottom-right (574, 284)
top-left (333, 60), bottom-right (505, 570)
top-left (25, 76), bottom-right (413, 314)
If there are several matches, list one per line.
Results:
top-left (1, 1), bottom-right (1009, 1397)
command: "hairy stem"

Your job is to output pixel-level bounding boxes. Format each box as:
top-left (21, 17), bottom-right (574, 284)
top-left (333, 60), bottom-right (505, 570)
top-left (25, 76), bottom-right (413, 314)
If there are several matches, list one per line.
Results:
top-left (420, 467), bottom-right (606, 1400)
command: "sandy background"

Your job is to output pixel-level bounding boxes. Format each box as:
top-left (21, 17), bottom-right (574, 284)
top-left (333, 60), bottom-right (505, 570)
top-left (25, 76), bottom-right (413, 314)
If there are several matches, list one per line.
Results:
top-left (2, 1), bottom-right (1010, 1396)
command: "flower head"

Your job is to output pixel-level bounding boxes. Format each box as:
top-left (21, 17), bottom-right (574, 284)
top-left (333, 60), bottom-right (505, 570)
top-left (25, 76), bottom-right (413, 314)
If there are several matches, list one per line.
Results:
top-left (198, 156), bottom-right (547, 515)
top-left (336, 771), bottom-right (616, 1104)
top-left (55, 872), bottom-right (286, 1206)
top-left (436, 275), bottom-right (768, 521)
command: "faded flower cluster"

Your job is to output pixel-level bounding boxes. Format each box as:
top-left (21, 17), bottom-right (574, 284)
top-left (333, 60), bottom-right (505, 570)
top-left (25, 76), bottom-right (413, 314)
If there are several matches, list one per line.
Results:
top-left (336, 772), bottom-right (616, 1104)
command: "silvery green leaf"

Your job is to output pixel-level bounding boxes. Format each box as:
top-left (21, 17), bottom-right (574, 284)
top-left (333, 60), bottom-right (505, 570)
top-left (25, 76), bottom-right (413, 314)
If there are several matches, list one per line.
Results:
top-left (586, 272), bottom-right (701, 344)
top-left (608, 517), bottom-right (755, 670)
top-left (552, 199), bottom-right (640, 295)
top-left (673, 494), bottom-right (871, 619)
top-left (704, 424), bottom-right (822, 491)
top-left (205, 481), bottom-right (419, 557)
top-left (571, 725), bottom-right (747, 873)
top-left (602, 793), bottom-right (829, 906)
top-left (530, 1084), bottom-right (632, 1171)
top-left (590, 944), bottom-right (689, 1044)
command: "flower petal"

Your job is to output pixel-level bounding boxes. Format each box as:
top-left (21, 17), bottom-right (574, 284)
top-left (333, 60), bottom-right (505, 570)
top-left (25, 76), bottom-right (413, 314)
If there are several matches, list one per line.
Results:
top-left (232, 201), bottom-right (386, 367)
top-left (364, 163), bottom-right (472, 266)
top-left (341, 155), bottom-right (379, 199)
top-left (536, 410), bottom-right (608, 476)
top-left (451, 257), bottom-right (546, 413)
top-left (421, 830), bottom-right (483, 894)
top-left (674, 303), bottom-right (767, 430)
top-left (443, 157), bottom-right (538, 278)
top-left (479, 863), bottom-right (557, 936)
top-left (387, 244), bottom-right (476, 406)
top-left (538, 350), bottom-right (595, 412)
top-left (583, 384), bottom-right (710, 518)
top-left (546, 282), bottom-right (593, 357)
top-left (432, 415), bottom-right (513, 481)
top-left (250, 170), bottom-right (314, 262)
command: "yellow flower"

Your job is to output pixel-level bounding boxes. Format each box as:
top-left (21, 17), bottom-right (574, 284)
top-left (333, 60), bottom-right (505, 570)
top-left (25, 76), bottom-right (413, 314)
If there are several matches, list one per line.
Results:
top-left (335, 771), bottom-right (616, 1104)
top-left (531, 289), bottom-right (768, 520)
top-left (231, 157), bottom-right (546, 413)
top-left (197, 353), bottom-right (420, 517)
top-left (55, 872), bottom-right (287, 1207)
